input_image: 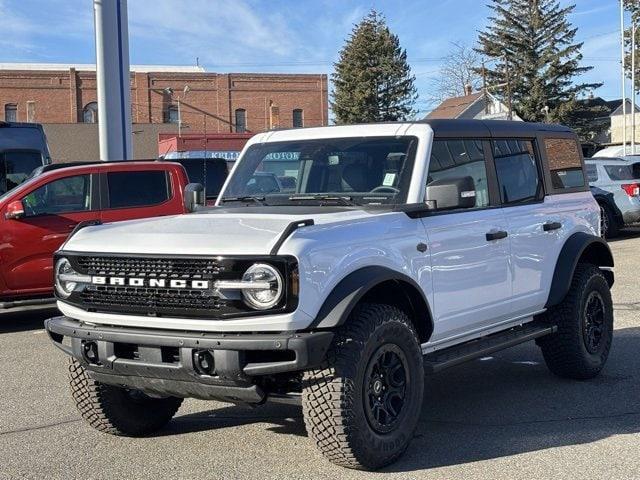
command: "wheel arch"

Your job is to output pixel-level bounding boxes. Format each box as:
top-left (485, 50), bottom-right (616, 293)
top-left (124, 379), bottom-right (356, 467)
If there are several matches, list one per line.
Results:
top-left (594, 194), bottom-right (623, 227)
top-left (546, 232), bottom-right (614, 308)
top-left (309, 266), bottom-right (433, 344)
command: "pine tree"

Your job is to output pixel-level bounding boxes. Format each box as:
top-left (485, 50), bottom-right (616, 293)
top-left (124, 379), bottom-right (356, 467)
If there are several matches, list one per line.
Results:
top-left (477, 0), bottom-right (602, 135)
top-left (332, 10), bottom-right (417, 124)
top-left (624, 0), bottom-right (640, 92)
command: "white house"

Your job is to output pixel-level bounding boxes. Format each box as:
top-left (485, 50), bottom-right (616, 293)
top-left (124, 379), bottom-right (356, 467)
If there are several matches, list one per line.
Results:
top-left (426, 89), bottom-right (522, 121)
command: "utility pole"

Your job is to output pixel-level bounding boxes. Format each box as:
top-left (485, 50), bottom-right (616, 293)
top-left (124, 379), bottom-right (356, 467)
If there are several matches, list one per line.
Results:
top-left (633, 19), bottom-right (637, 154)
top-left (93, 0), bottom-right (132, 161)
top-left (504, 54), bottom-right (513, 121)
top-left (621, 0), bottom-right (628, 155)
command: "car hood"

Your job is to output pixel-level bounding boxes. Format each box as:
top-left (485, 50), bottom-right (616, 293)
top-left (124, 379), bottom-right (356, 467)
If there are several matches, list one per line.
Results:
top-left (63, 207), bottom-right (384, 256)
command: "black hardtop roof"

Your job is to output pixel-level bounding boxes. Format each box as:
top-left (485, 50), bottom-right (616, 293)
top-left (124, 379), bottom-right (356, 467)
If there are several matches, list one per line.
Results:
top-left (0, 121), bottom-right (46, 130)
top-left (421, 119), bottom-right (574, 138)
top-left (268, 119), bottom-right (575, 137)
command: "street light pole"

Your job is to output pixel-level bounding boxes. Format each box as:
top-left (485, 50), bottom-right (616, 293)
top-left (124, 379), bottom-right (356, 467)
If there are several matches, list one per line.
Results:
top-left (178, 85), bottom-right (190, 138)
top-left (633, 19), bottom-right (637, 155)
top-left (621, 0), bottom-right (628, 155)
top-left (178, 98), bottom-right (182, 137)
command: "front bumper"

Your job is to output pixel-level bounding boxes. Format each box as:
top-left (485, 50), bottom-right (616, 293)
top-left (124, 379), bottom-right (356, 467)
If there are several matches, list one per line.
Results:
top-left (45, 316), bottom-right (333, 404)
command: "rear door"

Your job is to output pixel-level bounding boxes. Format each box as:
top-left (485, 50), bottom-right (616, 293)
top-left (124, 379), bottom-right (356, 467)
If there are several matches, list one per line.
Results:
top-left (1, 173), bottom-right (99, 294)
top-left (498, 135), bottom-right (588, 316)
top-left (492, 138), bottom-right (550, 316)
top-left (422, 138), bottom-right (512, 343)
top-left (99, 168), bottom-right (178, 224)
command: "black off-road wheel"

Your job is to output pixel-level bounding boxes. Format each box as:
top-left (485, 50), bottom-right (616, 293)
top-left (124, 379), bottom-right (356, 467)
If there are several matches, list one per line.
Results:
top-left (68, 359), bottom-right (183, 436)
top-left (538, 264), bottom-right (613, 380)
top-left (302, 304), bottom-right (424, 470)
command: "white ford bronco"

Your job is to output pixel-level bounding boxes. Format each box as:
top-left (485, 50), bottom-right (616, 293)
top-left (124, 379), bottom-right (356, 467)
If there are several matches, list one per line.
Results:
top-left (46, 120), bottom-right (614, 470)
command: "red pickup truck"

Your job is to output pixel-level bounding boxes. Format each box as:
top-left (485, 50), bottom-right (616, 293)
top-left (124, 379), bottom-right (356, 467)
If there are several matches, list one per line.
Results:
top-left (0, 161), bottom-right (190, 308)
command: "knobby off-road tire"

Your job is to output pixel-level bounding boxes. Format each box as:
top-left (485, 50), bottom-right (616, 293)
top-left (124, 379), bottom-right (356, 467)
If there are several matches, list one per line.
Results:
top-left (68, 359), bottom-right (183, 436)
top-left (538, 263), bottom-right (613, 380)
top-left (302, 304), bottom-right (424, 470)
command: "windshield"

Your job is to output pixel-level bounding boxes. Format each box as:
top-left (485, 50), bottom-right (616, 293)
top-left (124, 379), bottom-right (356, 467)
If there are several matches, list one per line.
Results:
top-left (604, 163), bottom-right (640, 181)
top-left (0, 150), bottom-right (44, 196)
top-left (221, 136), bottom-right (418, 206)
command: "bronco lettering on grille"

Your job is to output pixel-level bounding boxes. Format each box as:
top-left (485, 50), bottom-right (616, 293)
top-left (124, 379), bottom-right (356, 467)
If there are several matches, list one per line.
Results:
top-left (91, 276), bottom-right (210, 289)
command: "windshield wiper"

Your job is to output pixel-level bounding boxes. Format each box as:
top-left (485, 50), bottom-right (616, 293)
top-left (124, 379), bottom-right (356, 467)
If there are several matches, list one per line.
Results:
top-left (288, 195), bottom-right (357, 206)
top-left (220, 196), bottom-right (268, 205)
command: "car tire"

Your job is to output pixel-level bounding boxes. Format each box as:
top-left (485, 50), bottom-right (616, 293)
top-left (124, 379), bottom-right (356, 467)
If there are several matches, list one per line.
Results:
top-left (68, 359), bottom-right (183, 436)
top-left (600, 203), bottom-right (619, 239)
top-left (538, 264), bottom-right (613, 380)
top-left (301, 303), bottom-right (424, 470)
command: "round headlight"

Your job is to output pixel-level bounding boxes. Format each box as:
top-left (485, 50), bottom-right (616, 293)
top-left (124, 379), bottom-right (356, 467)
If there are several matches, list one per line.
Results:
top-left (55, 258), bottom-right (77, 298)
top-left (241, 263), bottom-right (283, 310)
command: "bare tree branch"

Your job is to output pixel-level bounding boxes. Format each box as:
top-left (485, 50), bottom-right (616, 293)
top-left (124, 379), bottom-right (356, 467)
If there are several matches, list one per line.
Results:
top-left (428, 42), bottom-right (483, 104)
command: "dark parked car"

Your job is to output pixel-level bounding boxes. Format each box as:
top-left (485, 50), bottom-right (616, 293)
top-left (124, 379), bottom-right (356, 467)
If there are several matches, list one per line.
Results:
top-left (0, 121), bottom-right (51, 196)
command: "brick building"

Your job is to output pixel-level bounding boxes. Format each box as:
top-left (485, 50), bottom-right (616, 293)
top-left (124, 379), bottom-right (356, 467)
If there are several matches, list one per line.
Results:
top-left (0, 63), bottom-right (328, 161)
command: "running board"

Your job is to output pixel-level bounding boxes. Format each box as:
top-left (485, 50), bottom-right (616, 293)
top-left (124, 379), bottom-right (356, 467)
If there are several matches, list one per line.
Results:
top-left (423, 321), bottom-right (556, 374)
top-left (0, 297), bottom-right (56, 310)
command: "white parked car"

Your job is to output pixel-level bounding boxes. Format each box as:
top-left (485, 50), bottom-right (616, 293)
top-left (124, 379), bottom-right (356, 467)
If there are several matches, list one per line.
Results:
top-left (586, 157), bottom-right (640, 238)
top-left (46, 120), bottom-right (614, 470)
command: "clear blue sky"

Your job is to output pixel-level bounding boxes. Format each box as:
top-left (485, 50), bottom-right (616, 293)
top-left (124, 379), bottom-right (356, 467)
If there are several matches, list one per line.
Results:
top-left (0, 0), bottom-right (627, 117)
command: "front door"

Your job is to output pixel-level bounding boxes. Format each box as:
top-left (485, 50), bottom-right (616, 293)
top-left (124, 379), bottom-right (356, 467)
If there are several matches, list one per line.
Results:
top-left (421, 139), bottom-right (512, 344)
top-left (1, 173), bottom-right (98, 295)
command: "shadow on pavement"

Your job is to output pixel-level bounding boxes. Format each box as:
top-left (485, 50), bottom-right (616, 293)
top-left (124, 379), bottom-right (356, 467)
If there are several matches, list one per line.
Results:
top-left (0, 307), bottom-right (58, 333)
top-left (162, 326), bottom-right (640, 472)
top-left (607, 227), bottom-right (640, 243)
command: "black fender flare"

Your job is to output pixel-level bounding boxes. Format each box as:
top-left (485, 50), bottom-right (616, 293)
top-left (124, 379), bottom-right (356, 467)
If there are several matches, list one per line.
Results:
top-left (545, 232), bottom-right (614, 308)
top-left (309, 266), bottom-right (433, 337)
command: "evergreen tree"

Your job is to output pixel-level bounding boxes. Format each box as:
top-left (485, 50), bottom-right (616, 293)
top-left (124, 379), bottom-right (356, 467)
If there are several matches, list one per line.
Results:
top-left (624, 0), bottom-right (640, 92)
top-left (477, 0), bottom-right (602, 133)
top-left (332, 10), bottom-right (417, 124)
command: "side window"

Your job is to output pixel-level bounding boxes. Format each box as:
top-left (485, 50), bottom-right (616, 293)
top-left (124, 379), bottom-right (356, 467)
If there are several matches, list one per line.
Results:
top-left (493, 139), bottom-right (542, 204)
top-left (427, 139), bottom-right (490, 208)
top-left (544, 138), bottom-right (585, 190)
top-left (107, 171), bottom-right (170, 209)
top-left (22, 175), bottom-right (92, 216)
top-left (585, 163), bottom-right (598, 182)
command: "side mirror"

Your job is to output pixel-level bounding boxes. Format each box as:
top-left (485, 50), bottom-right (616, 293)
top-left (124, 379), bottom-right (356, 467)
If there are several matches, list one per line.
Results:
top-left (183, 183), bottom-right (205, 213)
top-left (425, 176), bottom-right (476, 210)
top-left (5, 200), bottom-right (25, 220)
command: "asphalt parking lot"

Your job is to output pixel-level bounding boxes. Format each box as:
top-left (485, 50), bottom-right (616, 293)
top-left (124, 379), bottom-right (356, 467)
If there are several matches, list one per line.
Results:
top-left (1, 231), bottom-right (640, 480)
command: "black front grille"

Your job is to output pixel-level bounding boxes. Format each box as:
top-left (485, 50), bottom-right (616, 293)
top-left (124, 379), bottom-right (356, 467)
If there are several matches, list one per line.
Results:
top-left (63, 253), bottom-right (296, 319)
top-left (80, 286), bottom-right (224, 312)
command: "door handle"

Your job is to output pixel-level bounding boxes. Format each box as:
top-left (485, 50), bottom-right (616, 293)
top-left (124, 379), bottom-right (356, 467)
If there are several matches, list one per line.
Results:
top-left (543, 221), bottom-right (562, 232)
top-left (486, 230), bottom-right (508, 241)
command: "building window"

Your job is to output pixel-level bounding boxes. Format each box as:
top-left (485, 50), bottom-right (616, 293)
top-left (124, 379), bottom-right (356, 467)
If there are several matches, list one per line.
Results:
top-left (82, 102), bottom-right (98, 123)
top-left (235, 108), bottom-right (246, 133)
top-left (293, 109), bottom-right (304, 128)
top-left (4, 104), bottom-right (17, 122)
top-left (26, 101), bottom-right (36, 123)
top-left (166, 105), bottom-right (179, 124)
